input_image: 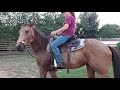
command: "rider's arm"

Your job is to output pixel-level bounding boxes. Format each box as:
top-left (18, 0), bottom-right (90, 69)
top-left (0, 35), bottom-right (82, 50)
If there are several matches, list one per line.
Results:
top-left (56, 24), bottom-right (69, 34)
top-left (51, 16), bottom-right (72, 36)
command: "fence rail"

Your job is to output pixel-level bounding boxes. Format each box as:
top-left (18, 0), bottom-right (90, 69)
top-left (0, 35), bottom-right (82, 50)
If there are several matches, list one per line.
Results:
top-left (0, 41), bottom-right (16, 51)
top-left (101, 41), bottom-right (119, 47)
top-left (0, 41), bottom-right (34, 55)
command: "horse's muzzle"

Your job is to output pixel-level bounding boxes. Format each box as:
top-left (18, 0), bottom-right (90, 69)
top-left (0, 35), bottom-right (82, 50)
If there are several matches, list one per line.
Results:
top-left (16, 43), bottom-right (25, 52)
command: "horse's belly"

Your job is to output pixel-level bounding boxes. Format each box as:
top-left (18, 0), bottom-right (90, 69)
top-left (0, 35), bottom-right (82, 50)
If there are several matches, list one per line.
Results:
top-left (62, 51), bottom-right (87, 69)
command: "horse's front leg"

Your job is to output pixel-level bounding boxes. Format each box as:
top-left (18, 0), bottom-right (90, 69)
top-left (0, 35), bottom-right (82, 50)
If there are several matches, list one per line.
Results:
top-left (39, 66), bottom-right (48, 78)
top-left (86, 64), bottom-right (95, 78)
top-left (49, 69), bottom-right (57, 78)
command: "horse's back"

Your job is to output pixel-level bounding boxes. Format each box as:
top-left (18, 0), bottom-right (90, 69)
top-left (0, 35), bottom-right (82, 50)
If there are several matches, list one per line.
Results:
top-left (86, 39), bottom-right (111, 53)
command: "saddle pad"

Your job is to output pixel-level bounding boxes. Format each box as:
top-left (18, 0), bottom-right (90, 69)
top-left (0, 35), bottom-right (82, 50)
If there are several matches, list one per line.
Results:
top-left (70, 39), bottom-right (86, 51)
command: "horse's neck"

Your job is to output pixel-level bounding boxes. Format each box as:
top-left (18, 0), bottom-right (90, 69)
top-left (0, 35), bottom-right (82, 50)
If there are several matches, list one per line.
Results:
top-left (31, 31), bottom-right (49, 54)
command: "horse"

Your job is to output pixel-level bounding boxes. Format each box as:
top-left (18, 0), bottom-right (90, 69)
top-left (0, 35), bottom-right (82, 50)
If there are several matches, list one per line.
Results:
top-left (16, 24), bottom-right (120, 78)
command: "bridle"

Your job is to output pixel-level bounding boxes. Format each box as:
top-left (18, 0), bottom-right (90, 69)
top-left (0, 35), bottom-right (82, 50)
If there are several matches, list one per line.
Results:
top-left (19, 27), bottom-right (36, 58)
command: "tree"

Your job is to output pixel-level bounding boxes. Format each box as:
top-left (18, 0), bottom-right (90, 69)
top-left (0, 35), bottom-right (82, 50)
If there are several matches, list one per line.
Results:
top-left (0, 12), bottom-right (64, 41)
top-left (78, 12), bottom-right (99, 38)
top-left (75, 23), bottom-right (82, 37)
top-left (36, 12), bottom-right (64, 36)
top-left (99, 24), bottom-right (120, 38)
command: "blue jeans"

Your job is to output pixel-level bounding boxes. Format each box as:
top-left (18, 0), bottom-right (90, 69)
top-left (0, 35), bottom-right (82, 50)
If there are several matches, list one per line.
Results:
top-left (50, 35), bottom-right (72, 63)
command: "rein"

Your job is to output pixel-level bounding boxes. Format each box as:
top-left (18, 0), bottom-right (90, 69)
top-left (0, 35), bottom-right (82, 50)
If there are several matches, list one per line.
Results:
top-left (25, 45), bottom-right (36, 58)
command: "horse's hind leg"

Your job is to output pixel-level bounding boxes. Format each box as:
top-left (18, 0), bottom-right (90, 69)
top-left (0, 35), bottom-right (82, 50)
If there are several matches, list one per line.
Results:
top-left (96, 71), bottom-right (108, 78)
top-left (95, 66), bottom-right (109, 78)
top-left (87, 64), bottom-right (108, 78)
top-left (86, 64), bottom-right (95, 78)
top-left (97, 73), bottom-right (108, 78)
top-left (49, 69), bottom-right (57, 78)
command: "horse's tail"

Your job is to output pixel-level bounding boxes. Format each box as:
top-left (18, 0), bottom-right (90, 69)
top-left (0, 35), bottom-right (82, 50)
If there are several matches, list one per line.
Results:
top-left (108, 46), bottom-right (120, 78)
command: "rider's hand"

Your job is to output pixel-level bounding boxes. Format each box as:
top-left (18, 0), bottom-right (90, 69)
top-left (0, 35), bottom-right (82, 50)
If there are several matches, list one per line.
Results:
top-left (51, 31), bottom-right (57, 36)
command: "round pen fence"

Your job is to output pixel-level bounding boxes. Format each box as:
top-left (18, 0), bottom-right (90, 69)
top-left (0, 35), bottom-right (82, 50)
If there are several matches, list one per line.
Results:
top-left (0, 41), bottom-right (34, 56)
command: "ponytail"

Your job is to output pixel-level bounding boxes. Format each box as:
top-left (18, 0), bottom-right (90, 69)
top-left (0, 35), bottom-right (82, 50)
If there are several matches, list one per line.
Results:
top-left (70, 12), bottom-right (76, 19)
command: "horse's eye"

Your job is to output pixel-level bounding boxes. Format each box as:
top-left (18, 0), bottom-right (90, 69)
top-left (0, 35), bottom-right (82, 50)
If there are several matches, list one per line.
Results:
top-left (25, 31), bottom-right (29, 34)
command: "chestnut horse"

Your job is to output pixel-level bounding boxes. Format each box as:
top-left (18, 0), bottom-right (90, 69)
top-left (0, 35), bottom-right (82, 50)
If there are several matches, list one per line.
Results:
top-left (16, 24), bottom-right (120, 78)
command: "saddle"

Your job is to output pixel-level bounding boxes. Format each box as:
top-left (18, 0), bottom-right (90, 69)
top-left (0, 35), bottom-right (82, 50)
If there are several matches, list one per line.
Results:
top-left (47, 35), bottom-right (86, 52)
top-left (47, 35), bottom-right (86, 72)
top-left (58, 37), bottom-right (86, 52)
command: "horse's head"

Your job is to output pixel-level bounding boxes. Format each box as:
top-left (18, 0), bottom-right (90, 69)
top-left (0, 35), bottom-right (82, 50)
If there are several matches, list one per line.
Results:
top-left (16, 24), bottom-right (35, 52)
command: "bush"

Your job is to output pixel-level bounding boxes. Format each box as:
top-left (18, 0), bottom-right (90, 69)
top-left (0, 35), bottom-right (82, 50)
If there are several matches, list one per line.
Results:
top-left (117, 42), bottom-right (120, 49)
top-left (117, 42), bottom-right (120, 51)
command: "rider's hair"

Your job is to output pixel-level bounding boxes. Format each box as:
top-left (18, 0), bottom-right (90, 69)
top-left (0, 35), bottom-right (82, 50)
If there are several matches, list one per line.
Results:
top-left (70, 12), bottom-right (76, 19)
top-left (61, 12), bottom-right (76, 19)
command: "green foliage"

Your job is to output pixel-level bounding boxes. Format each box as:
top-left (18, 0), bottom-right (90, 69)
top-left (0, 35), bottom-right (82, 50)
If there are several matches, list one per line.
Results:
top-left (77, 12), bottom-right (99, 38)
top-left (36, 12), bottom-right (64, 36)
top-left (0, 12), bottom-right (64, 41)
top-left (117, 42), bottom-right (120, 50)
top-left (99, 24), bottom-right (120, 38)
top-left (75, 23), bottom-right (82, 37)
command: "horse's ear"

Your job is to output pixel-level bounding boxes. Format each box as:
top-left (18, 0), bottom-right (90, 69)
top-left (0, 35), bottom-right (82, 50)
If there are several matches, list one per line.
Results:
top-left (30, 24), bottom-right (37, 31)
top-left (30, 24), bottom-right (36, 39)
top-left (29, 21), bottom-right (35, 27)
top-left (21, 23), bottom-right (35, 28)
top-left (29, 23), bottom-right (35, 28)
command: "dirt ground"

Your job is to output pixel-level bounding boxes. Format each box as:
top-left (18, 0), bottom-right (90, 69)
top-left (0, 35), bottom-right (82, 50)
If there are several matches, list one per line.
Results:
top-left (0, 55), bottom-right (51, 78)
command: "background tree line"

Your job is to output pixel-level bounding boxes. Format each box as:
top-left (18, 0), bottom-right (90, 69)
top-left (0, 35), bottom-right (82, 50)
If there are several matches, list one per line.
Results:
top-left (0, 12), bottom-right (120, 42)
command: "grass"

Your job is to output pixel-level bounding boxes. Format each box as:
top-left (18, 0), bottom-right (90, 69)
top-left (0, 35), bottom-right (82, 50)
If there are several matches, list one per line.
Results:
top-left (0, 55), bottom-right (114, 78)
top-left (57, 65), bottom-right (114, 78)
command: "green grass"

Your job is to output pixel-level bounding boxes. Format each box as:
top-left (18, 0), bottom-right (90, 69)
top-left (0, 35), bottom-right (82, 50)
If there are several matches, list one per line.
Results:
top-left (0, 55), bottom-right (114, 78)
top-left (57, 66), bottom-right (87, 78)
top-left (57, 65), bottom-right (114, 78)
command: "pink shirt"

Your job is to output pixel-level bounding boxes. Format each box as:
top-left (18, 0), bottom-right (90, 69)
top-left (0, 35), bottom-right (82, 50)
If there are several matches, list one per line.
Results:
top-left (62, 15), bottom-right (76, 36)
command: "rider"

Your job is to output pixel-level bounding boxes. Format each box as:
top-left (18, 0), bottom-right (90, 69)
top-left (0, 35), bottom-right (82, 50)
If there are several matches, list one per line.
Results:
top-left (50, 12), bottom-right (76, 68)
